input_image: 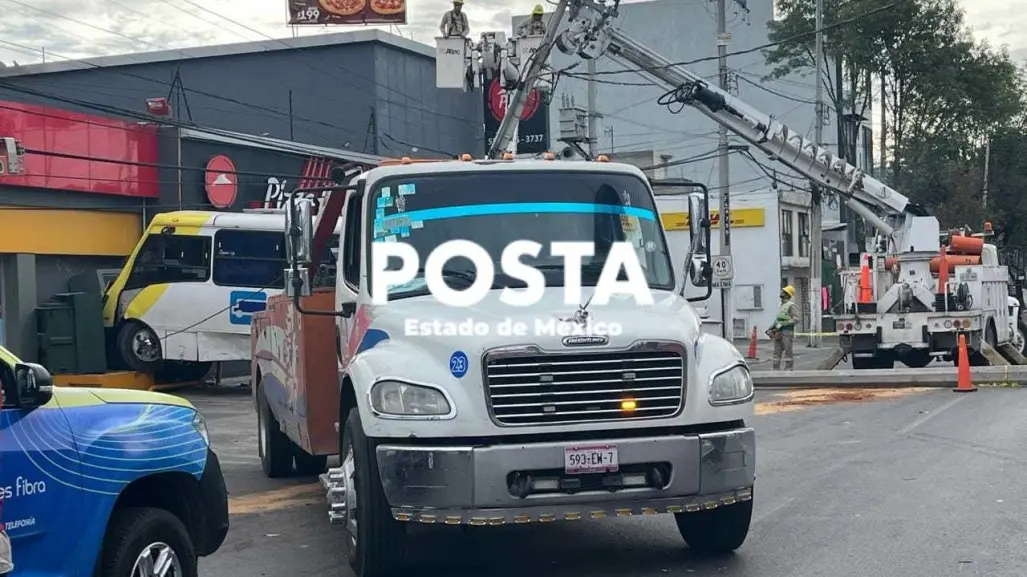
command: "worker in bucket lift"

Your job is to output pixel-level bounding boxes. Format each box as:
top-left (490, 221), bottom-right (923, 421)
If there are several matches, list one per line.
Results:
top-left (517, 4), bottom-right (547, 37)
top-left (440, 0), bottom-right (470, 38)
top-left (770, 285), bottom-right (800, 370)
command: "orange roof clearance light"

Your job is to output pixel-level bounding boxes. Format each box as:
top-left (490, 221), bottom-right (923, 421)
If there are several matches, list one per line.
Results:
top-left (543, 151), bottom-right (555, 160)
top-left (502, 152), bottom-right (515, 160)
top-left (596, 154), bottom-right (610, 162)
top-left (400, 156), bottom-right (413, 164)
top-left (460, 153), bottom-right (472, 161)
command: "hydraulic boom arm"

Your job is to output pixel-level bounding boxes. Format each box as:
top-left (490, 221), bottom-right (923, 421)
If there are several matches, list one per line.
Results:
top-left (556, 1), bottom-right (911, 236)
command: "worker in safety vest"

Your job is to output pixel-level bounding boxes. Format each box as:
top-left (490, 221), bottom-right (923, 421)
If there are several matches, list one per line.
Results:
top-left (439, 0), bottom-right (470, 38)
top-left (771, 285), bottom-right (800, 370)
top-left (517, 4), bottom-right (547, 37)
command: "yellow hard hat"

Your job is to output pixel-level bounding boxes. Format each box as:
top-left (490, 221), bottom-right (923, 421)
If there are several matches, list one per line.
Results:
top-left (533, 4), bottom-right (544, 14)
top-left (453, 0), bottom-right (463, 4)
top-left (782, 285), bottom-right (795, 298)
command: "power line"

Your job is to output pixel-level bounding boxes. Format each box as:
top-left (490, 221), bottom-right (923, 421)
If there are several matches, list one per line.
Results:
top-left (585, 1), bottom-right (904, 78)
top-left (734, 73), bottom-right (815, 104)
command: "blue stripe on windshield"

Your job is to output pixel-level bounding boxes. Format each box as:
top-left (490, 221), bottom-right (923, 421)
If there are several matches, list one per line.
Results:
top-left (377, 202), bottom-right (656, 226)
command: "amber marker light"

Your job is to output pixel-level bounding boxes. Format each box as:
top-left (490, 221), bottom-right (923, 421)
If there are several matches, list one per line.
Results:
top-left (621, 399), bottom-right (637, 412)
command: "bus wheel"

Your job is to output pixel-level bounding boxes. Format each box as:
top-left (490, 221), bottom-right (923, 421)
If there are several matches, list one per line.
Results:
top-left (117, 321), bottom-right (162, 374)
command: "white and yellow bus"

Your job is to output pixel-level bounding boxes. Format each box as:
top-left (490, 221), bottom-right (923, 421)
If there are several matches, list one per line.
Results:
top-left (102, 210), bottom-right (339, 381)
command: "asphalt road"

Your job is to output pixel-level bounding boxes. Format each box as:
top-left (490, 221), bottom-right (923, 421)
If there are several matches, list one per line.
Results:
top-left (192, 384), bottom-right (1027, 577)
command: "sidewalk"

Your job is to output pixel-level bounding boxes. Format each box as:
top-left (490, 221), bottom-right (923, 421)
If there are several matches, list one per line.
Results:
top-left (733, 336), bottom-right (840, 371)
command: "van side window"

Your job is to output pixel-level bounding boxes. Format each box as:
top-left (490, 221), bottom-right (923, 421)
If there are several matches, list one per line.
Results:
top-left (342, 193), bottom-right (362, 289)
top-left (212, 230), bottom-right (287, 289)
top-left (125, 234), bottom-right (212, 291)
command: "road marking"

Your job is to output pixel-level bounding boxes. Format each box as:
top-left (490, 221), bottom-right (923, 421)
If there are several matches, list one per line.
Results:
top-left (229, 482), bottom-right (322, 516)
top-left (755, 387), bottom-right (930, 415)
top-left (897, 394), bottom-right (968, 435)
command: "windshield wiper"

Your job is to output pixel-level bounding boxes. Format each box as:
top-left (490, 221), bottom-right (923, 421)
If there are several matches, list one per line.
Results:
top-left (415, 267), bottom-right (478, 286)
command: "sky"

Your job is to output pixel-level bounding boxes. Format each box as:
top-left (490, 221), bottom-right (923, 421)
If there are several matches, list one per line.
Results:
top-left (0, 0), bottom-right (1021, 67)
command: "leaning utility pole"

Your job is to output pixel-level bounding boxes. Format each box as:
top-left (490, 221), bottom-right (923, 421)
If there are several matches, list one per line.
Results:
top-left (716, 0), bottom-right (733, 341)
top-left (809, 0), bottom-right (824, 347)
top-left (487, 0), bottom-right (569, 158)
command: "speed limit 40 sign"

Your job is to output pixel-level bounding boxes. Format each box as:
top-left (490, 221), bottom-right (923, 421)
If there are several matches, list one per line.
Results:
top-left (711, 255), bottom-right (733, 288)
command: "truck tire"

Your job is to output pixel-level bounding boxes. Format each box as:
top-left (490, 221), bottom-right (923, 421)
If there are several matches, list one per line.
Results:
top-left (100, 507), bottom-right (198, 577)
top-left (117, 321), bottom-right (162, 374)
top-left (851, 355), bottom-right (876, 370)
top-left (340, 407), bottom-right (406, 577)
top-left (294, 449), bottom-right (328, 476)
top-left (675, 498), bottom-right (753, 554)
top-left (1018, 321), bottom-right (1027, 356)
top-left (258, 387), bottom-right (294, 478)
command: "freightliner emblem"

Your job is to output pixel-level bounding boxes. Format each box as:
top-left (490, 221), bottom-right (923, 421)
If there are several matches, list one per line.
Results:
top-left (562, 335), bottom-right (609, 347)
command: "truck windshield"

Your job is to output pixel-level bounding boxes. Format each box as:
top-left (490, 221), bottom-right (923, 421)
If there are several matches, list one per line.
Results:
top-left (369, 169), bottom-right (675, 300)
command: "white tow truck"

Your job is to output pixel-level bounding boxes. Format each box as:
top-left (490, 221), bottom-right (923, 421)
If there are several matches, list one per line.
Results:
top-left (251, 154), bottom-right (758, 577)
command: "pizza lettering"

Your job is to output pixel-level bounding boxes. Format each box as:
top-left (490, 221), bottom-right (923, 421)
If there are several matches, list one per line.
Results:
top-left (319, 0), bottom-right (367, 16)
top-left (370, 0), bottom-right (405, 15)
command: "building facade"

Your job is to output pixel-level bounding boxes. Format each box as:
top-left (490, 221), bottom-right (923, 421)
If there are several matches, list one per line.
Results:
top-left (0, 30), bottom-right (481, 359)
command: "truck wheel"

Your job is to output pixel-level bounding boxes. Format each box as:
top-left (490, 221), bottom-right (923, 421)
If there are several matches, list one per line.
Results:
top-left (100, 507), bottom-right (197, 577)
top-left (294, 449), bottom-right (328, 476)
top-left (851, 355), bottom-right (875, 370)
top-left (1018, 322), bottom-right (1027, 355)
top-left (117, 321), bottom-right (162, 374)
top-left (257, 387), bottom-right (293, 478)
top-left (900, 350), bottom-right (932, 368)
top-left (340, 407), bottom-right (406, 577)
top-left (675, 498), bottom-right (753, 554)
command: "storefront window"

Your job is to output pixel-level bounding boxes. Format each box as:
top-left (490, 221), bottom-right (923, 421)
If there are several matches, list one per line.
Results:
top-left (212, 230), bottom-right (287, 289)
top-left (125, 235), bottom-right (212, 290)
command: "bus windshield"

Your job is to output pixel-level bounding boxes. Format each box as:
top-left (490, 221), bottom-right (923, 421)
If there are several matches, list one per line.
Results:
top-left (369, 169), bottom-right (675, 300)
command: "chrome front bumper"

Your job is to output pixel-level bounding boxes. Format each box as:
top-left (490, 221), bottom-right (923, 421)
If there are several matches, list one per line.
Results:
top-left (322, 427), bottom-right (754, 526)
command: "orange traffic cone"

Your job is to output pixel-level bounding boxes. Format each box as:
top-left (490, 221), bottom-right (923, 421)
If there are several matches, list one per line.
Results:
top-left (954, 334), bottom-right (977, 393)
top-left (746, 327), bottom-right (758, 360)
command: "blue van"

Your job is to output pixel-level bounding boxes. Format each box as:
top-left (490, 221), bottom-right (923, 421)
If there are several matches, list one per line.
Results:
top-left (0, 345), bottom-right (228, 576)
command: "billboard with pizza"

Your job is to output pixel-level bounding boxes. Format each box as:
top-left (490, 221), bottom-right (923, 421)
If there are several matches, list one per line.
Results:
top-left (288, 0), bottom-right (407, 25)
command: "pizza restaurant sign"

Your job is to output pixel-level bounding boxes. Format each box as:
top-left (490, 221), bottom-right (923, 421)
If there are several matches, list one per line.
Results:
top-left (262, 158), bottom-right (369, 214)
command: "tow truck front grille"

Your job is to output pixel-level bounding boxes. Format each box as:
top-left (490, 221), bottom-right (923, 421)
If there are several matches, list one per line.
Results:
top-left (484, 344), bottom-right (686, 426)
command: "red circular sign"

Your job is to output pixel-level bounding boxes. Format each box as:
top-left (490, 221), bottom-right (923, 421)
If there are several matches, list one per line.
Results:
top-left (205, 155), bottom-right (237, 209)
top-left (487, 78), bottom-right (540, 122)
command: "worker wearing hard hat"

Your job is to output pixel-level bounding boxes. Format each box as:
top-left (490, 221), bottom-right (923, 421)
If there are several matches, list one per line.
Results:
top-left (517, 4), bottom-right (547, 37)
top-left (440, 0), bottom-right (470, 38)
top-left (770, 285), bottom-right (800, 370)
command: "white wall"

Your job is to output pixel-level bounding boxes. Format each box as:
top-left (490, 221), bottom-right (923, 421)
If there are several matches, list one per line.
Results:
top-left (657, 190), bottom-right (781, 340)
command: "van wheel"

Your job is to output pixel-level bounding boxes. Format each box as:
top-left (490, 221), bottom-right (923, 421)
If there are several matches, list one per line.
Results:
top-left (257, 387), bottom-right (293, 478)
top-left (100, 507), bottom-right (197, 577)
top-left (117, 321), bottom-right (162, 374)
top-left (341, 407), bottom-right (406, 577)
top-left (675, 498), bottom-right (753, 555)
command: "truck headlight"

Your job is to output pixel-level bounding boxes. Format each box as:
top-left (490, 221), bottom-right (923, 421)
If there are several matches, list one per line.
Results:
top-left (369, 381), bottom-right (453, 418)
top-left (191, 412), bottom-right (210, 446)
top-left (708, 364), bottom-right (754, 406)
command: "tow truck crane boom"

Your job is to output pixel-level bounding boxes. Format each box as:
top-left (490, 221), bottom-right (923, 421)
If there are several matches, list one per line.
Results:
top-left (554, 3), bottom-right (909, 236)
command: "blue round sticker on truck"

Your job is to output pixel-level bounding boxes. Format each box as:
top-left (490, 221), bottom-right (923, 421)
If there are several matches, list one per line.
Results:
top-left (449, 351), bottom-right (469, 378)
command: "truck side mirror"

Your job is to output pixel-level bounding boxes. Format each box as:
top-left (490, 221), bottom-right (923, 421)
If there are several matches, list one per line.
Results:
top-left (15, 362), bottom-right (53, 409)
top-left (687, 192), bottom-right (712, 287)
top-left (285, 197), bottom-right (314, 298)
top-left (286, 197), bottom-right (314, 265)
